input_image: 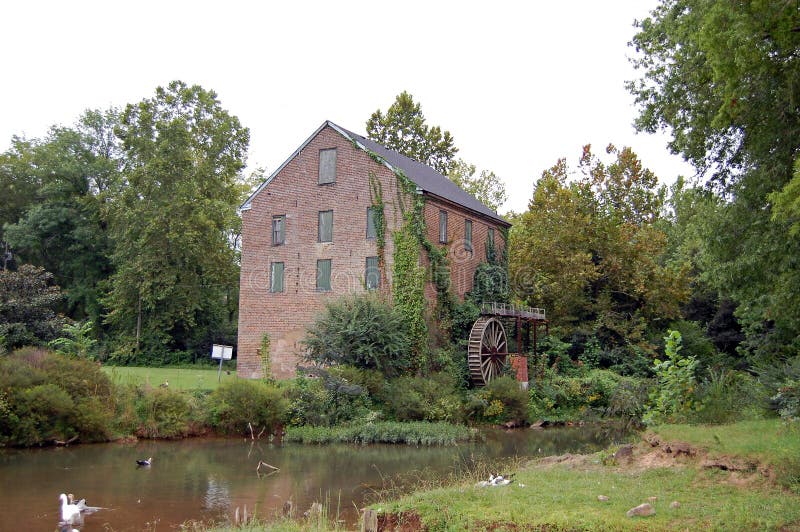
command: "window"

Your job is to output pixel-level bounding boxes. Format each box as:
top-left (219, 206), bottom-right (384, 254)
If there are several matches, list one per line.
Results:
top-left (365, 256), bottom-right (380, 290)
top-left (487, 228), bottom-right (495, 256)
top-left (319, 148), bottom-right (337, 184)
top-left (270, 262), bottom-right (284, 293)
top-left (318, 210), bottom-right (333, 242)
top-left (316, 259), bottom-right (332, 291)
top-left (465, 219), bottom-right (473, 251)
top-left (272, 215), bottom-right (285, 246)
top-left (366, 206), bottom-right (378, 239)
top-left (439, 210), bottom-right (448, 243)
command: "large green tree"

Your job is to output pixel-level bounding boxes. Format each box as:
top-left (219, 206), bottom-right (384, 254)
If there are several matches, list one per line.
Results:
top-left (105, 81), bottom-right (248, 361)
top-left (447, 158), bottom-right (508, 212)
top-left (3, 109), bottom-right (120, 328)
top-left (0, 265), bottom-right (65, 350)
top-left (510, 145), bottom-right (688, 367)
top-left (628, 0), bottom-right (800, 363)
top-left (366, 91), bottom-right (458, 175)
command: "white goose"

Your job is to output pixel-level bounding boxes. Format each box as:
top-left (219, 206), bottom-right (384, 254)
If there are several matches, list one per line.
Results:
top-left (59, 493), bottom-right (82, 524)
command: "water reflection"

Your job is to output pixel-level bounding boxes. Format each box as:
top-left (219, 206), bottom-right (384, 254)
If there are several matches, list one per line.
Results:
top-left (0, 424), bottom-right (633, 531)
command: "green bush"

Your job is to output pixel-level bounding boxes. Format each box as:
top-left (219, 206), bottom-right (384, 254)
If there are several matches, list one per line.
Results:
top-left (284, 421), bottom-right (472, 445)
top-left (527, 369), bottom-right (650, 423)
top-left (383, 372), bottom-right (463, 423)
top-left (644, 331), bottom-right (699, 425)
top-left (302, 294), bottom-right (412, 377)
top-left (692, 369), bottom-right (768, 424)
top-left (0, 348), bottom-right (117, 446)
top-left (284, 369), bottom-right (372, 427)
top-left (205, 379), bottom-right (287, 435)
top-left (135, 386), bottom-right (193, 438)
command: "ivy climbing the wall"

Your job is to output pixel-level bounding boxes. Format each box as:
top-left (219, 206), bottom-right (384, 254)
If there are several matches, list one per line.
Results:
top-left (260, 332), bottom-right (272, 381)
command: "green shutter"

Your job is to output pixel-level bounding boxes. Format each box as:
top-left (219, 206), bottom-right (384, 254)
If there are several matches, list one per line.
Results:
top-left (319, 211), bottom-right (333, 242)
top-left (317, 259), bottom-right (331, 291)
top-left (270, 262), bottom-right (284, 292)
top-left (365, 256), bottom-right (379, 290)
top-left (366, 207), bottom-right (377, 239)
top-left (319, 149), bottom-right (337, 184)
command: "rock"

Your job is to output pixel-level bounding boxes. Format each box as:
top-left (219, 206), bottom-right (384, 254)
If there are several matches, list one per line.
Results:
top-left (613, 444), bottom-right (634, 460)
top-left (626, 503), bottom-right (655, 517)
top-left (664, 442), bottom-right (695, 456)
top-left (597, 495), bottom-right (609, 502)
top-left (530, 419), bottom-right (546, 429)
top-left (647, 496), bottom-right (658, 502)
top-left (304, 502), bottom-right (323, 518)
top-left (670, 501), bottom-right (681, 509)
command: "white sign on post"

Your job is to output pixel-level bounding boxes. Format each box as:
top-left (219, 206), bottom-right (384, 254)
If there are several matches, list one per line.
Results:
top-left (212, 344), bottom-right (234, 381)
top-left (212, 344), bottom-right (233, 360)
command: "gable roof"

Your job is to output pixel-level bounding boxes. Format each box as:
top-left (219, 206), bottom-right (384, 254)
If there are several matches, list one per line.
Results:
top-left (241, 120), bottom-right (510, 227)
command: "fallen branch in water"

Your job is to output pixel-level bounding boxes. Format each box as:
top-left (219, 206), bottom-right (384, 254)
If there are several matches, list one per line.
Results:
top-left (256, 460), bottom-right (280, 478)
top-left (54, 435), bottom-right (79, 446)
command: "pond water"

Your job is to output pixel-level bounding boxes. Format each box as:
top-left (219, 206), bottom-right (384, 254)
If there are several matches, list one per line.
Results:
top-left (0, 425), bottom-right (631, 531)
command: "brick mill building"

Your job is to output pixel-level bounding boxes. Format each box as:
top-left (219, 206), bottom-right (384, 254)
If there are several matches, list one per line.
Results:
top-left (237, 121), bottom-right (510, 379)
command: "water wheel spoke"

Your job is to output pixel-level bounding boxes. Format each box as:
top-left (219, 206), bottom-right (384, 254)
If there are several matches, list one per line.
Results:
top-left (468, 317), bottom-right (508, 386)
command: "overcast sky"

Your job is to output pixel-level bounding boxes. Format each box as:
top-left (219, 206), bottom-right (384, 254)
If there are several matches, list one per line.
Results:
top-left (0, 1), bottom-right (694, 214)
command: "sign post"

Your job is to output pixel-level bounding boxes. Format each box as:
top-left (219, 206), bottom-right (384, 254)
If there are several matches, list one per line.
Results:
top-left (211, 344), bottom-right (233, 382)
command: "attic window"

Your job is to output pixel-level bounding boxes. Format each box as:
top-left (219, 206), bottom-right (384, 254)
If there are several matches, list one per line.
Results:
top-left (319, 148), bottom-right (337, 184)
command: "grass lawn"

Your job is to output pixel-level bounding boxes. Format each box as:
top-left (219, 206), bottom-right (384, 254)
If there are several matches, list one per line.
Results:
top-left (372, 419), bottom-right (800, 531)
top-left (102, 365), bottom-right (238, 390)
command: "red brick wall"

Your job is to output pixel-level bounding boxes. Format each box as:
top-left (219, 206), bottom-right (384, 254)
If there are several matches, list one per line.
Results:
top-left (237, 126), bottom-right (404, 378)
top-left (421, 197), bottom-right (507, 301)
top-left (237, 124), bottom-right (509, 379)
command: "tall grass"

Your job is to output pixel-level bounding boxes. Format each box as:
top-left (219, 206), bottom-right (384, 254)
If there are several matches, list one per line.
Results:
top-left (284, 421), bottom-right (474, 445)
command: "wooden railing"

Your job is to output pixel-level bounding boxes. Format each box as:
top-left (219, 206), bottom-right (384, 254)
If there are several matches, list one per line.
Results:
top-left (480, 302), bottom-right (546, 320)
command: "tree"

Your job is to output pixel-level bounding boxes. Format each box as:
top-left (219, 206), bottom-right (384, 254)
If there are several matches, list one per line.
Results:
top-left (0, 265), bottom-right (65, 350)
top-left (3, 109), bottom-right (120, 328)
top-left (104, 81), bottom-right (249, 361)
top-left (628, 1), bottom-right (800, 364)
top-left (366, 91), bottom-right (458, 175)
top-left (447, 158), bottom-right (508, 212)
top-left (510, 145), bottom-right (689, 367)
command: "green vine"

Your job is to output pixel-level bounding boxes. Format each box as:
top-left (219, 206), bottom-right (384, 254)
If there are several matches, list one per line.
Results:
top-left (368, 172), bottom-right (387, 285)
top-left (353, 138), bottom-right (459, 371)
top-left (259, 332), bottom-right (272, 380)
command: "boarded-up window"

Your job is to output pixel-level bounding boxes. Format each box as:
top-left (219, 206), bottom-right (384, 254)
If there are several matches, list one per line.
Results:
top-left (465, 219), bottom-right (473, 251)
top-left (366, 206), bottom-right (378, 239)
top-left (319, 148), bottom-right (337, 184)
top-left (270, 262), bottom-right (284, 293)
top-left (272, 215), bottom-right (285, 245)
top-left (318, 210), bottom-right (333, 242)
top-left (487, 227), bottom-right (495, 256)
top-left (365, 256), bottom-right (380, 290)
top-left (439, 210), bottom-right (448, 243)
top-left (316, 259), bottom-right (332, 291)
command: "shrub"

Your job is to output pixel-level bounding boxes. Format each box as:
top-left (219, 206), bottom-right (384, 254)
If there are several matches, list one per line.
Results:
top-left (302, 294), bottom-right (412, 377)
top-left (205, 379), bottom-right (287, 435)
top-left (0, 349), bottom-right (117, 446)
top-left (527, 368), bottom-right (650, 423)
top-left (643, 330), bottom-right (698, 425)
top-left (284, 421), bottom-right (472, 445)
top-left (285, 368), bottom-right (372, 427)
top-left (691, 369), bottom-right (768, 424)
top-left (383, 372), bottom-right (463, 423)
top-left (135, 387), bottom-right (192, 438)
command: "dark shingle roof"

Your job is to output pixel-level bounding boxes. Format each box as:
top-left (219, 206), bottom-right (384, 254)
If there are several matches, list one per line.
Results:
top-left (334, 123), bottom-right (509, 227)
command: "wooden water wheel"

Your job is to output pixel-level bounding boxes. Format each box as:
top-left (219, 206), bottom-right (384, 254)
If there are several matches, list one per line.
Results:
top-left (468, 316), bottom-right (508, 386)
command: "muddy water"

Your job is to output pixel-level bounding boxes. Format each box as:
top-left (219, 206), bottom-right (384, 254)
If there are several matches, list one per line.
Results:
top-left (0, 425), bottom-right (630, 531)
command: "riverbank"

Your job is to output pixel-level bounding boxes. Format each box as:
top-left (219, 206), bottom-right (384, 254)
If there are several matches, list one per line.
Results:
top-left (368, 419), bottom-right (800, 531)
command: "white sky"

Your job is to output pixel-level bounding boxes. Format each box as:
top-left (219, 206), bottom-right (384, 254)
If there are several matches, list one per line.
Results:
top-left (0, 1), bottom-right (694, 214)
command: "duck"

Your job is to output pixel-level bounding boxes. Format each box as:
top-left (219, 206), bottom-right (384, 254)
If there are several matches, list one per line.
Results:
top-left (67, 494), bottom-right (103, 514)
top-left (136, 457), bottom-right (153, 467)
top-left (59, 493), bottom-right (82, 524)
